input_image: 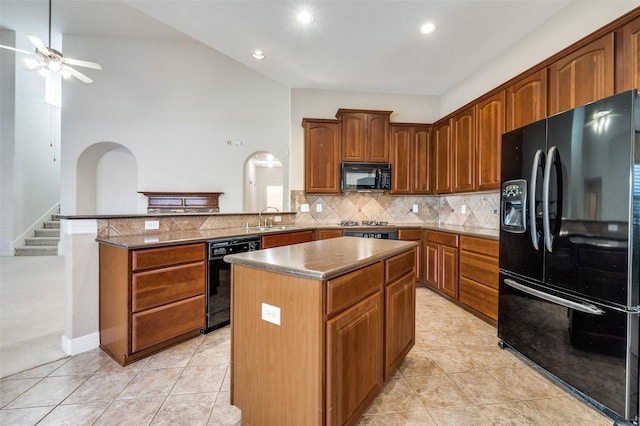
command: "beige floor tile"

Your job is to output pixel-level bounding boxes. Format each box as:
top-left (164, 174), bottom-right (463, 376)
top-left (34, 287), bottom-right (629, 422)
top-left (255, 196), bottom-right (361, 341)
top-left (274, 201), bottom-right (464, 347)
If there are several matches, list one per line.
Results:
top-left (405, 374), bottom-right (473, 409)
top-left (476, 400), bottom-right (549, 425)
top-left (118, 368), bottom-right (183, 400)
top-left (170, 364), bottom-right (228, 395)
top-left (527, 396), bottom-right (612, 426)
top-left (368, 410), bottom-right (438, 425)
top-left (98, 355), bottom-right (150, 373)
top-left (365, 376), bottom-right (426, 415)
top-left (144, 337), bottom-right (204, 370)
top-left (5, 375), bottom-right (90, 409)
top-left (207, 391), bottom-right (241, 426)
top-left (37, 401), bottom-right (110, 425)
top-left (93, 396), bottom-right (165, 426)
top-left (398, 350), bottom-right (444, 377)
top-left (2, 358), bottom-right (69, 381)
top-left (63, 370), bottom-right (139, 404)
top-left (48, 349), bottom-right (112, 376)
top-left (152, 392), bottom-right (217, 426)
top-left (487, 365), bottom-right (566, 400)
top-left (424, 347), bottom-right (482, 373)
top-left (427, 405), bottom-right (493, 425)
top-left (0, 406), bottom-right (53, 425)
top-left (0, 377), bottom-right (40, 408)
top-left (447, 371), bottom-right (519, 405)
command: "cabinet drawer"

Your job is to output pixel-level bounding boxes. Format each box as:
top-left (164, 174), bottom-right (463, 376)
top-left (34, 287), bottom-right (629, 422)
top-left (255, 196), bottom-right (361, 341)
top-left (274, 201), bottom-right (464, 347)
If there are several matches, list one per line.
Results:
top-left (327, 262), bottom-right (384, 316)
top-left (132, 261), bottom-right (205, 312)
top-left (385, 250), bottom-right (415, 283)
top-left (459, 277), bottom-right (498, 320)
top-left (460, 251), bottom-right (498, 289)
top-left (316, 229), bottom-right (343, 240)
top-left (132, 243), bottom-right (205, 271)
top-left (261, 231), bottom-right (313, 249)
top-left (131, 295), bottom-right (205, 352)
top-left (398, 229), bottom-right (422, 241)
top-left (460, 236), bottom-right (498, 257)
top-left (426, 231), bottom-right (458, 247)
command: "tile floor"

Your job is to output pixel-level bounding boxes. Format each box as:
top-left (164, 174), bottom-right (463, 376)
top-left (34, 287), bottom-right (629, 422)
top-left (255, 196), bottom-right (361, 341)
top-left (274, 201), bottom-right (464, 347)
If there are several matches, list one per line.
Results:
top-left (0, 287), bottom-right (614, 425)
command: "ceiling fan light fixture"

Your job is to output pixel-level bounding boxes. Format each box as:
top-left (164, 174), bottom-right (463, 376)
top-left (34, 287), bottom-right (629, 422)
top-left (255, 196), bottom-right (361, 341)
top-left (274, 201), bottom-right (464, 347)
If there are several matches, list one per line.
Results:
top-left (24, 57), bottom-right (40, 69)
top-left (38, 67), bottom-right (50, 78)
top-left (60, 67), bottom-right (72, 79)
top-left (419, 22), bottom-right (437, 35)
top-left (48, 60), bottom-right (61, 72)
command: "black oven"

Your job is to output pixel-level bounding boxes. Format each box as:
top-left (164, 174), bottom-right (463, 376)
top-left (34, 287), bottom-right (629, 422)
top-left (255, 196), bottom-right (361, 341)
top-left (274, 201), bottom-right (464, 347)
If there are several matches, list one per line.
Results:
top-left (202, 236), bottom-right (261, 333)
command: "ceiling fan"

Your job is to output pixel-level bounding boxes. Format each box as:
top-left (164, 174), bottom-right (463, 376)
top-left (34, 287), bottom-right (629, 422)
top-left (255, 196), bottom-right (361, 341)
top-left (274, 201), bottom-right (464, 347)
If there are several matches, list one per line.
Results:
top-left (0, 0), bottom-right (102, 83)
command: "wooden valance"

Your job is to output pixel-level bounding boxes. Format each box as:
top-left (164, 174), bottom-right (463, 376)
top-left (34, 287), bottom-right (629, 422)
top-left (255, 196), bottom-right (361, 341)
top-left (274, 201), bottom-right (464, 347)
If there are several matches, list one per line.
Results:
top-left (139, 192), bottom-right (223, 213)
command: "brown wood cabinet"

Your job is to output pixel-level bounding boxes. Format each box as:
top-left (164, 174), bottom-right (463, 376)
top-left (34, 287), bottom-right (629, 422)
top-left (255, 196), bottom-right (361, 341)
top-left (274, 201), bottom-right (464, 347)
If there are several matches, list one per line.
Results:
top-left (506, 69), bottom-right (548, 131)
top-left (390, 124), bottom-right (432, 194)
top-left (618, 15), bottom-right (640, 92)
top-left (316, 229), bottom-right (344, 240)
top-left (549, 33), bottom-right (615, 115)
top-left (434, 119), bottom-right (452, 194)
top-left (99, 242), bottom-right (206, 365)
top-left (424, 231), bottom-right (459, 299)
top-left (452, 108), bottom-right (475, 193)
top-left (231, 245), bottom-right (416, 426)
top-left (475, 92), bottom-right (504, 190)
top-left (383, 250), bottom-right (416, 380)
top-left (336, 109), bottom-right (392, 163)
top-left (459, 236), bottom-right (499, 321)
top-left (303, 118), bottom-right (341, 194)
top-left (398, 228), bottom-right (423, 281)
top-left (261, 230), bottom-right (313, 249)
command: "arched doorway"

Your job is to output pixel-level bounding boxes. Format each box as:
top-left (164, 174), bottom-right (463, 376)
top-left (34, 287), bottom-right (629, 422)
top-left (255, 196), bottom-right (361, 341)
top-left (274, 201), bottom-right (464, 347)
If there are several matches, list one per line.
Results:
top-left (243, 152), bottom-right (283, 212)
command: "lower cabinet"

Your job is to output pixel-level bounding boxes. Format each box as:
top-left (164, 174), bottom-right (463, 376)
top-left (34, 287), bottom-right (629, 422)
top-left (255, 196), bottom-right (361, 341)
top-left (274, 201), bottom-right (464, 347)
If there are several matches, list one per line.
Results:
top-left (316, 229), bottom-right (344, 240)
top-left (99, 242), bottom-right (206, 365)
top-left (398, 228), bottom-right (423, 282)
top-left (459, 236), bottom-right (499, 320)
top-left (424, 231), bottom-right (459, 299)
top-left (261, 230), bottom-right (314, 248)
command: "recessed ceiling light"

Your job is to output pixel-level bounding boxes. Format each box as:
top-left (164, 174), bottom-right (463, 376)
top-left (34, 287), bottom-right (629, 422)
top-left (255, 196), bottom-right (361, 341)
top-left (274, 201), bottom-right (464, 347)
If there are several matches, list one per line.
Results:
top-left (419, 22), bottom-right (437, 35)
top-left (252, 50), bottom-right (265, 60)
top-left (297, 10), bottom-right (314, 24)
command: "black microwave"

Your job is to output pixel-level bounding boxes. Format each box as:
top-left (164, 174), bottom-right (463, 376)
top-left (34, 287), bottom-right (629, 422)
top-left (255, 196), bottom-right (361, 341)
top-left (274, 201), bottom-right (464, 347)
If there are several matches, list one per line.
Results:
top-left (341, 162), bottom-right (391, 191)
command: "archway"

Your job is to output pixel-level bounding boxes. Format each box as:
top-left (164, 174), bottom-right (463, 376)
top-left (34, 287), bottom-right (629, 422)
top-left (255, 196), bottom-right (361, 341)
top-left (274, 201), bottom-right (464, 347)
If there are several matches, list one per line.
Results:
top-left (243, 152), bottom-right (283, 212)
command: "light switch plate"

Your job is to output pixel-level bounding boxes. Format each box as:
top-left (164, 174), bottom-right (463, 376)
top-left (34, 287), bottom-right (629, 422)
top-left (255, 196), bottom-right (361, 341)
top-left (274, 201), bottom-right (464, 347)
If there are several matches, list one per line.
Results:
top-left (301, 204), bottom-right (310, 212)
top-left (262, 303), bottom-right (281, 326)
top-left (461, 205), bottom-right (466, 214)
top-left (316, 204), bottom-right (322, 212)
top-left (412, 204), bottom-right (419, 213)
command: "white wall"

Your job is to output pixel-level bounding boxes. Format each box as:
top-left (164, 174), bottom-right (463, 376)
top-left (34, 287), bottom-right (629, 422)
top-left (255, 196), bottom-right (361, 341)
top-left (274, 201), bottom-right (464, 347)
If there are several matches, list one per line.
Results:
top-left (0, 29), bottom-right (61, 255)
top-left (440, 1), bottom-right (639, 116)
top-left (289, 89), bottom-right (441, 191)
top-left (60, 35), bottom-right (290, 214)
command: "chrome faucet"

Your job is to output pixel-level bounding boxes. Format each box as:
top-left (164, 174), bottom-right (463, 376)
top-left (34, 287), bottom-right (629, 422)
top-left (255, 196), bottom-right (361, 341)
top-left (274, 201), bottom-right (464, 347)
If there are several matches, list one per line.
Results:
top-left (258, 206), bottom-right (279, 227)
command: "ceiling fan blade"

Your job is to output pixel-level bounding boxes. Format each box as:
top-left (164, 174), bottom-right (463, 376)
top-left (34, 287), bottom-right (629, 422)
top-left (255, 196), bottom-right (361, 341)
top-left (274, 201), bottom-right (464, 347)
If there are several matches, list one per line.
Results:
top-left (0, 44), bottom-right (36, 56)
top-left (62, 57), bottom-right (102, 70)
top-left (63, 65), bottom-right (93, 83)
top-left (26, 35), bottom-right (50, 55)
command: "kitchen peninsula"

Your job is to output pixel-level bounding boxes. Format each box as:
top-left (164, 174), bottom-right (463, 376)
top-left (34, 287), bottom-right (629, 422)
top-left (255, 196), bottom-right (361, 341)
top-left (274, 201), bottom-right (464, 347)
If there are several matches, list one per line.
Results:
top-left (224, 237), bottom-right (418, 426)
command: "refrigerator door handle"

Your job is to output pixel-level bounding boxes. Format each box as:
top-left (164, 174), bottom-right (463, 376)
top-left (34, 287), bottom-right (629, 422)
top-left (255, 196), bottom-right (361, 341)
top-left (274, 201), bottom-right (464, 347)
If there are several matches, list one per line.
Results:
top-left (542, 146), bottom-right (557, 252)
top-left (504, 278), bottom-right (606, 315)
top-left (530, 149), bottom-right (544, 251)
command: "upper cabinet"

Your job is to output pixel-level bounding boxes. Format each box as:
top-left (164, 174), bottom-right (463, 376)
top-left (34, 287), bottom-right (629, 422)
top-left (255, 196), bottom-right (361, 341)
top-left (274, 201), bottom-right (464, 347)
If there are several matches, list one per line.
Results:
top-left (475, 92), bottom-right (505, 191)
top-left (451, 108), bottom-right (475, 193)
top-left (390, 124), bottom-right (432, 194)
top-left (506, 69), bottom-right (548, 131)
top-left (336, 109), bottom-right (392, 163)
top-left (618, 15), bottom-right (640, 93)
top-left (302, 118), bottom-right (341, 194)
top-left (434, 119), bottom-right (452, 194)
top-left (549, 33), bottom-right (615, 115)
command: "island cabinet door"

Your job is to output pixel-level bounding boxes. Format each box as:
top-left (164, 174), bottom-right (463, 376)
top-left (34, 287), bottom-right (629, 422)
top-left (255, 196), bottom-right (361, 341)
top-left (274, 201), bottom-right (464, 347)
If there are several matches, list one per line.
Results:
top-left (326, 291), bottom-right (384, 426)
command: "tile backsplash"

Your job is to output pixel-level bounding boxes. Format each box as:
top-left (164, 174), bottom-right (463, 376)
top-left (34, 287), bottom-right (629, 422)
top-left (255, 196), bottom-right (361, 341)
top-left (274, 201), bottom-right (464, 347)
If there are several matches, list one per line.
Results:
top-left (292, 190), bottom-right (500, 229)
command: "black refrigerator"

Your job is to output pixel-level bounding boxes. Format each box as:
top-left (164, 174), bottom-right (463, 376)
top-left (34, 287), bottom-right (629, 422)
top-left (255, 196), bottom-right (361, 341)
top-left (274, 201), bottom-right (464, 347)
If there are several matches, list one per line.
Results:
top-left (498, 89), bottom-right (639, 424)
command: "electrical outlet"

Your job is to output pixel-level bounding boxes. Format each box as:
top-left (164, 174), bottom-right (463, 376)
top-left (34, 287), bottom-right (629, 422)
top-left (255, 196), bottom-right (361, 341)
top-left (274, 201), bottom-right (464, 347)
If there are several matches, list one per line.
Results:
top-left (316, 204), bottom-right (322, 213)
top-left (262, 303), bottom-right (281, 326)
top-left (145, 220), bottom-right (159, 230)
top-left (301, 204), bottom-right (310, 213)
top-left (274, 215), bottom-right (282, 223)
top-left (412, 204), bottom-right (419, 213)
top-left (461, 205), bottom-right (466, 214)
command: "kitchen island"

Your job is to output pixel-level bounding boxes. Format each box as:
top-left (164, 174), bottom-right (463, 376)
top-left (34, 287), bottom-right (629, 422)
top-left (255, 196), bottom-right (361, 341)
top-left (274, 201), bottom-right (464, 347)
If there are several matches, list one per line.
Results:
top-left (224, 237), bottom-right (418, 426)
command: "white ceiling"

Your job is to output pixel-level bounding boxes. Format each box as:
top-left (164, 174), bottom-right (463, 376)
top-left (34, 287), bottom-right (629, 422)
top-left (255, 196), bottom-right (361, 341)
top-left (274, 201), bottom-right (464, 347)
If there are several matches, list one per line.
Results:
top-left (0, 0), bottom-right (610, 96)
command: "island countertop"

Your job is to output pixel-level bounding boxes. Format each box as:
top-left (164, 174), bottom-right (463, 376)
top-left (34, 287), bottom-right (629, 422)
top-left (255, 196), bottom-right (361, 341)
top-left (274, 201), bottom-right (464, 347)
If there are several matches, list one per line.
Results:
top-left (223, 236), bottom-right (417, 280)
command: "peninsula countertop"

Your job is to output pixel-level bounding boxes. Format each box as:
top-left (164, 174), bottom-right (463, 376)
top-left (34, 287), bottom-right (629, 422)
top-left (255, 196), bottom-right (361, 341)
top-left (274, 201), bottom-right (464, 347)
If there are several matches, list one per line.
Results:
top-left (223, 236), bottom-right (418, 280)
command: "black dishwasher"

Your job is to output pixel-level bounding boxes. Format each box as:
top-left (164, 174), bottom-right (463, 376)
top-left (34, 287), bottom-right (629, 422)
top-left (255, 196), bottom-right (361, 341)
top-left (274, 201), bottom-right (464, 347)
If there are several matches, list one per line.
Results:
top-left (202, 236), bottom-right (261, 333)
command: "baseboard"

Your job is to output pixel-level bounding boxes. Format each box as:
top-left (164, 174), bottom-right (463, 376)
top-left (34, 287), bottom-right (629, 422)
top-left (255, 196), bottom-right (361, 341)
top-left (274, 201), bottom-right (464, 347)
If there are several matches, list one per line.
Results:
top-left (61, 331), bottom-right (99, 356)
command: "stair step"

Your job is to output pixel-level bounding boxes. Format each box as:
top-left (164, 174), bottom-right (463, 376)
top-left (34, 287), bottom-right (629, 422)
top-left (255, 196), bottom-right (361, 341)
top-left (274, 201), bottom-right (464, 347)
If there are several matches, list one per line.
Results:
top-left (15, 246), bottom-right (58, 256)
top-left (35, 229), bottom-right (60, 238)
top-left (43, 221), bottom-right (60, 229)
top-left (25, 237), bottom-right (60, 247)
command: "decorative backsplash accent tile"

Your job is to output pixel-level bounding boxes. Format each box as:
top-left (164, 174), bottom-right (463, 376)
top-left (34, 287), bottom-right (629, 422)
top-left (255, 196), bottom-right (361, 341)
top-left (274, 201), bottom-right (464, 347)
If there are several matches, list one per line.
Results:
top-left (291, 190), bottom-right (499, 230)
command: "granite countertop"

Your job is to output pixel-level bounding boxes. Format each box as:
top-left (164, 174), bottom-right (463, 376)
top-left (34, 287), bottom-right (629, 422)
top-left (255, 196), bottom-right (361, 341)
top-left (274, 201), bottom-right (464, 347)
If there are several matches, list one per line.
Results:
top-left (224, 237), bottom-right (418, 280)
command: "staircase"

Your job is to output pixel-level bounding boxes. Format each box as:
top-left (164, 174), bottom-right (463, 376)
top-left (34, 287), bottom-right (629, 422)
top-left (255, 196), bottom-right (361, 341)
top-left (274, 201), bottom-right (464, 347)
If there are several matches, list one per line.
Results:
top-left (15, 215), bottom-right (61, 256)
